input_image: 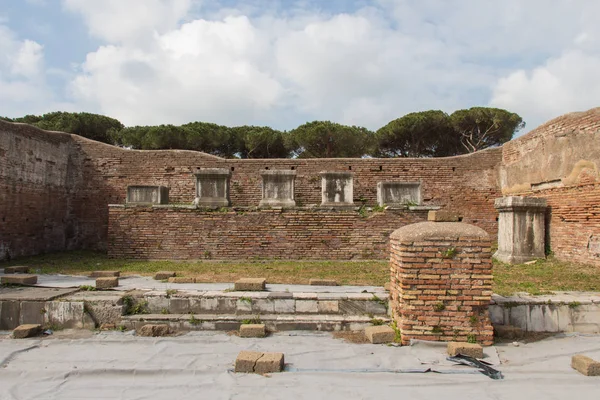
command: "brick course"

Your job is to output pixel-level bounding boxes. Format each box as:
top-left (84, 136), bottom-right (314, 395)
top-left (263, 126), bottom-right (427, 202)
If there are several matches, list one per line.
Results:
top-left (108, 206), bottom-right (429, 260)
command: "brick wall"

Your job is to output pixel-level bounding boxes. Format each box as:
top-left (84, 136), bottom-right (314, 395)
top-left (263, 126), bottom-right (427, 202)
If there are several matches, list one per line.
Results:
top-left (499, 108), bottom-right (600, 266)
top-left (389, 222), bottom-right (494, 345)
top-left (0, 122), bottom-right (75, 260)
top-left (517, 183), bottom-right (600, 266)
top-left (108, 206), bottom-right (429, 260)
top-left (74, 136), bottom-right (502, 253)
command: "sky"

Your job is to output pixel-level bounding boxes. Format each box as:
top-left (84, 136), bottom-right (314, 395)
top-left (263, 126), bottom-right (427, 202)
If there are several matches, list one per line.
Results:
top-left (1, 0), bottom-right (599, 134)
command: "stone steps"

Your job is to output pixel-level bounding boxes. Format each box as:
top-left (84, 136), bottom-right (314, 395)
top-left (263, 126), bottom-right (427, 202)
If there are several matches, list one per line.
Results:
top-left (137, 290), bottom-right (390, 316)
top-left (120, 313), bottom-right (391, 332)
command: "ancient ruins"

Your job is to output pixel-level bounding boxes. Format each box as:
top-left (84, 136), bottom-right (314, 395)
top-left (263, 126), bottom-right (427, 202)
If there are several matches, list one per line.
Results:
top-left (1, 108), bottom-right (600, 344)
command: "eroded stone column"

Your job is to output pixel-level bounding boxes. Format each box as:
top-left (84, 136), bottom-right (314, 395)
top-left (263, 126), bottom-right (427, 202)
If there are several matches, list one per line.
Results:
top-left (390, 222), bottom-right (494, 346)
top-left (494, 196), bottom-right (547, 264)
top-left (320, 171), bottom-right (354, 207)
top-left (193, 168), bottom-right (231, 207)
top-left (259, 170), bottom-right (296, 208)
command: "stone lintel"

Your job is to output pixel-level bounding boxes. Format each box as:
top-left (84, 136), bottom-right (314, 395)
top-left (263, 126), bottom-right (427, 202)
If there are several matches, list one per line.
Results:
top-left (495, 196), bottom-right (547, 211)
top-left (193, 168), bottom-right (231, 176)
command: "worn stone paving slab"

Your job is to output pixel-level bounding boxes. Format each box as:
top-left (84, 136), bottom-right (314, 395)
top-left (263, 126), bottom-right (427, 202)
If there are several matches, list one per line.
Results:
top-left (0, 287), bottom-right (79, 301)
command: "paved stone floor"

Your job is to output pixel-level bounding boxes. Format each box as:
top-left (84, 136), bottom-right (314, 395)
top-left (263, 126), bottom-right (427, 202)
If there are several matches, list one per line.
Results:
top-left (0, 331), bottom-right (599, 399)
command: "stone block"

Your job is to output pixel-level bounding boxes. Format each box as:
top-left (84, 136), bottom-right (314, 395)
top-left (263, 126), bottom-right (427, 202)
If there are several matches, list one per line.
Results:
top-left (1, 275), bottom-right (38, 285)
top-left (234, 350), bottom-right (263, 373)
top-left (96, 277), bottom-right (119, 289)
top-left (126, 186), bottom-right (169, 205)
top-left (194, 168), bottom-right (231, 207)
top-left (494, 196), bottom-right (547, 264)
top-left (234, 278), bottom-right (266, 291)
top-left (428, 210), bottom-right (460, 222)
top-left (138, 324), bottom-right (170, 337)
top-left (91, 271), bottom-right (120, 278)
top-left (571, 354), bottom-right (600, 376)
top-left (259, 170), bottom-right (296, 208)
top-left (447, 342), bottom-right (484, 359)
top-left (4, 266), bottom-right (30, 274)
top-left (239, 324), bottom-right (266, 338)
top-left (320, 171), bottom-right (354, 207)
top-left (154, 271), bottom-right (176, 280)
top-left (318, 300), bottom-right (339, 313)
top-left (100, 323), bottom-right (116, 330)
top-left (168, 277), bottom-right (195, 283)
top-left (377, 182), bottom-right (421, 206)
top-left (309, 279), bottom-right (337, 286)
top-left (296, 300), bottom-right (318, 313)
top-left (255, 352), bottom-right (285, 374)
top-left (365, 325), bottom-right (395, 344)
top-left (13, 324), bottom-right (41, 339)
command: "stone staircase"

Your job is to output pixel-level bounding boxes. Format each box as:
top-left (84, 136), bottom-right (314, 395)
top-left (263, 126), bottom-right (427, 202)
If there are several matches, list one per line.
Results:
top-left (119, 288), bottom-right (391, 332)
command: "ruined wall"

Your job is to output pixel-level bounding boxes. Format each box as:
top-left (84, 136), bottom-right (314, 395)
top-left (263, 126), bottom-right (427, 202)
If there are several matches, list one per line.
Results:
top-left (73, 136), bottom-right (502, 246)
top-left (107, 206), bottom-right (429, 260)
top-left (0, 122), bottom-right (74, 260)
top-left (500, 108), bottom-right (600, 266)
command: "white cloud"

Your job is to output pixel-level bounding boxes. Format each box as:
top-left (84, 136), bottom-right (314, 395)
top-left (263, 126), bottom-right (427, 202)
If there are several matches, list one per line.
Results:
top-left (490, 50), bottom-right (600, 130)
top-left (4, 0), bottom-right (596, 132)
top-left (62, 0), bottom-right (192, 44)
top-left (0, 24), bottom-right (57, 117)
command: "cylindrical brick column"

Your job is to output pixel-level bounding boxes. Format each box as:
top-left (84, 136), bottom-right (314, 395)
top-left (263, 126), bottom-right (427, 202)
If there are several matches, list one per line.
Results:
top-left (390, 222), bottom-right (494, 346)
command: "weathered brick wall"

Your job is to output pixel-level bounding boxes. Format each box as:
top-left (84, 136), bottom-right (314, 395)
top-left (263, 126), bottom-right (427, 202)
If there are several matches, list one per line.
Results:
top-left (499, 108), bottom-right (600, 266)
top-left (389, 222), bottom-right (494, 345)
top-left (516, 183), bottom-right (600, 266)
top-left (0, 122), bottom-right (75, 260)
top-left (108, 206), bottom-right (429, 260)
top-left (74, 136), bottom-right (503, 252)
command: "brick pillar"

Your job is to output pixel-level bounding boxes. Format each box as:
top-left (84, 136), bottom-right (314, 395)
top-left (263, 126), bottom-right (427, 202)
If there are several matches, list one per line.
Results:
top-left (390, 222), bottom-right (494, 346)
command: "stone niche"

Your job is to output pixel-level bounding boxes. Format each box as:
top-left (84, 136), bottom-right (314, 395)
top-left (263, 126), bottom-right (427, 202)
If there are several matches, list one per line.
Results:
top-left (260, 170), bottom-right (296, 208)
top-left (377, 182), bottom-right (421, 207)
top-left (494, 196), bottom-right (547, 264)
top-left (193, 168), bottom-right (231, 207)
top-left (126, 186), bottom-right (169, 205)
top-left (320, 171), bottom-right (354, 207)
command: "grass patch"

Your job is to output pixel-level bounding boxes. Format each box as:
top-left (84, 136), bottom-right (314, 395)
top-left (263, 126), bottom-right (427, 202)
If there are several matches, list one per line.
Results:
top-left (3, 250), bottom-right (600, 296)
top-left (0, 250), bottom-right (389, 286)
top-left (492, 256), bottom-right (600, 296)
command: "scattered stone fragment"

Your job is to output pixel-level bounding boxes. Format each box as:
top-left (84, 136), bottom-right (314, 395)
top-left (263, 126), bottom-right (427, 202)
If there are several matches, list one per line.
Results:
top-left (309, 279), bottom-right (337, 286)
top-left (447, 342), bottom-right (484, 359)
top-left (235, 350), bottom-right (263, 373)
top-left (427, 210), bottom-right (460, 222)
top-left (168, 277), bottom-right (195, 283)
top-left (384, 282), bottom-right (391, 291)
top-left (91, 271), bottom-right (120, 278)
top-left (1, 274), bottom-right (38, 285)
top-left (234, 278), bottom-right (266, 291)
top-left (365, 325), bottom-right (395, 344)
top-left (138, 324), bottom-right (171, 337)
top-left (13, 324), bottom-right (42, 339)
top-left (154, 271), bottom-right (176, 280)
top-left (572, 354), bottom-right (600, 376)
top-left (4, 266), bottom-right (30, 274)
top-left (96, 277), bottom-right (119, 289)
top-left (494, 324), bottom-right (524, 340)
top-left (255, 352), bottom-right (285, 374)
top-left (100, 323), bottom-right (116, 331)
top-left (240, 324), bottom-right (266, 338)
